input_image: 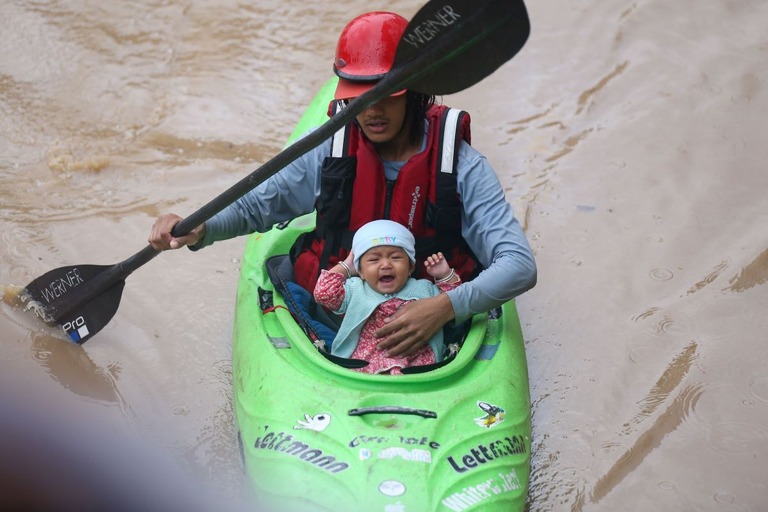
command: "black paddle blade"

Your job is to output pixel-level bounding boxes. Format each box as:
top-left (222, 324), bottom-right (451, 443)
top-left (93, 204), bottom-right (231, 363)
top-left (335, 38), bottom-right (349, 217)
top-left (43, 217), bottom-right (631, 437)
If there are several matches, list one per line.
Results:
top-left (23, 264), bottom-right (125, 344)
top-left (394, 0), bottom-right (530, 95)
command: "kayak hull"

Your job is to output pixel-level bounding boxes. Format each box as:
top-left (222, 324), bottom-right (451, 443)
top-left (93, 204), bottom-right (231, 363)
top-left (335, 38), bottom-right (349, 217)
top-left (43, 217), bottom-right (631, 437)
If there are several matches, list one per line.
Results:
top-left (233, 216), bottom-right (531, 511)
top-left (232, 77), bottom-right (531, 511)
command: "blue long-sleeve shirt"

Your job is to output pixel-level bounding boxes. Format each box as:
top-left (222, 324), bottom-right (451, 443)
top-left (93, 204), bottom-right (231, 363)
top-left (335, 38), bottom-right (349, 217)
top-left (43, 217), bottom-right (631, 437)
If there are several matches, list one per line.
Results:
top-left (197, 132), bottom-right (536, 323)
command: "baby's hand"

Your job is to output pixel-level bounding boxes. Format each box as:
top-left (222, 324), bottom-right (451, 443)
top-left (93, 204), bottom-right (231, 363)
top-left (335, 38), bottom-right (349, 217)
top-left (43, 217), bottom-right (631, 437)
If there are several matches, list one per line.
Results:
top-left (344, 250), bottom-right (355, 270)
top-left (424, 252), bottom-right (450, 279)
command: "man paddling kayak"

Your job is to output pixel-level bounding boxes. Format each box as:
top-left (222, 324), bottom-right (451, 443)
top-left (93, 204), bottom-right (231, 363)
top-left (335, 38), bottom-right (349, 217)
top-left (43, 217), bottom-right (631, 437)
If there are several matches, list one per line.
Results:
top-left (149, 11), bottom-right (536, 359)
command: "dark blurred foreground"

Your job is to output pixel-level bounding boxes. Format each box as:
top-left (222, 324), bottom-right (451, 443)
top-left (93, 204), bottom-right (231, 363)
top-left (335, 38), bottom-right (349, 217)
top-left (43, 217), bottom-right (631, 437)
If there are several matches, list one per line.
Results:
top-left (0, 386), bottom-right (252, 512)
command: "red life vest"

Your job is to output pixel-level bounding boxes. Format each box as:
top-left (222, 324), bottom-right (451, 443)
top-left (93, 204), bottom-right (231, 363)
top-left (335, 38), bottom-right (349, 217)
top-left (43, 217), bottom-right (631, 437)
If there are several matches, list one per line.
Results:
top-left (292, 103), bottom-right (480, 292)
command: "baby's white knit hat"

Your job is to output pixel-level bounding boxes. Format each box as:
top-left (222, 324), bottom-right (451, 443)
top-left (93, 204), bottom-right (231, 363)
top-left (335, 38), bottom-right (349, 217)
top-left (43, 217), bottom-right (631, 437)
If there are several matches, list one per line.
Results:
top-left (352, 220), bottom-right (416, 271)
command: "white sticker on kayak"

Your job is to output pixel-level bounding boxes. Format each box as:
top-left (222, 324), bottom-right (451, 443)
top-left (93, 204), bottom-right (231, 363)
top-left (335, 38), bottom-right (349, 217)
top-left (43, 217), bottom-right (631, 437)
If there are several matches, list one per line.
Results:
top-left (359, 447), bottom-right (432, 463)
top-left (474, 401), bottom-right (505, 428)
top-left (294, 413), bottom-right (331, 431)
top-left (441, 469), bottom-right (522, 510)
top-left (379, 479), bottom-right (406, 497)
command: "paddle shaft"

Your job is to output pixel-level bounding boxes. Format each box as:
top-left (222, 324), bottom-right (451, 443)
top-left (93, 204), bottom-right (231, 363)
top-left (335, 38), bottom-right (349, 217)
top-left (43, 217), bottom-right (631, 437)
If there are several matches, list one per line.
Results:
top-left (48, 26), bottom-right (446, 319)
top-left (170, 14), bottom-right (482, 238)
top-left (29, 0), bottom-right (531, 335)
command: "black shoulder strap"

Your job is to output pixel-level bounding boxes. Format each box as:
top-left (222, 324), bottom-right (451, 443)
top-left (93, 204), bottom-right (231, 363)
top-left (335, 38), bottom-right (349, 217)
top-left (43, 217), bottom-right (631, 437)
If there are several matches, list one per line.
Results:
top-left (429, 108), bottom-right (469, 231)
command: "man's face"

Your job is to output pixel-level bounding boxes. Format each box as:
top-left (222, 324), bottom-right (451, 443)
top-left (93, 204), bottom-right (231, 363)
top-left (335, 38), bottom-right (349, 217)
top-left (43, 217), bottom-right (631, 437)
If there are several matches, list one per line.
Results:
top-left (354, 94), bottom-right (408, 145)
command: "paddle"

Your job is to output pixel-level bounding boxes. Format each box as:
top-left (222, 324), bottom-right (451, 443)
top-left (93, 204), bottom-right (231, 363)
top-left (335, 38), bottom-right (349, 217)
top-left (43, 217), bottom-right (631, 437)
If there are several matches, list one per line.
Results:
top-left (22, 0), bottom-right (530, 344)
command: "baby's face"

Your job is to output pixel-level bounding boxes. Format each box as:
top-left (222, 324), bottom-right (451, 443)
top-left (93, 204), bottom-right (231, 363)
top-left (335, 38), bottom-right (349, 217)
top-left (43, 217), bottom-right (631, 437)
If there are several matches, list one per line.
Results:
top-left (358, 246), bottom-right (415, 295)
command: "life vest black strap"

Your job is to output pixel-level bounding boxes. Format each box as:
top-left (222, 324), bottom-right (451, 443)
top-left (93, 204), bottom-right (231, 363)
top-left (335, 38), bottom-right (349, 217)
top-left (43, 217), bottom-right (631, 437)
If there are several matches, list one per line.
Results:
top-left (426, 108), bottom-right (468, 232)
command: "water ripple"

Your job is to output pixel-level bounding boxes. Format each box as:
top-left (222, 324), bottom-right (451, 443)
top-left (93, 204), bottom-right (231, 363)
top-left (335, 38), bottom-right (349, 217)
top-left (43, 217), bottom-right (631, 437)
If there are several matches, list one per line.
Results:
top-left (748, 376), bottom-right (768, 403)
top-left (649, 267), bottom-right (674, 281)
top-left (707, 421), bottom-right (768, 454)
top-left (589, 383), bottom-right (704, 504)
top-left (724, 247), bottom-right (768, 293)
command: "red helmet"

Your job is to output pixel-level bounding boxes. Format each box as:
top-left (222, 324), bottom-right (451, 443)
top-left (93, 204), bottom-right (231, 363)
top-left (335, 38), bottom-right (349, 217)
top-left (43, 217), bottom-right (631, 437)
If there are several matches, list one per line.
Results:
top-left (333, 11), bottom-right (409, 100)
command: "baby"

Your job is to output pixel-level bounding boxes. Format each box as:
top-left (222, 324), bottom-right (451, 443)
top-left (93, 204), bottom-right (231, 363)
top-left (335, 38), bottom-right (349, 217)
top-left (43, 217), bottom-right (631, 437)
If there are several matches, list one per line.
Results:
top-left (313, 219), bottom-right (460, 374)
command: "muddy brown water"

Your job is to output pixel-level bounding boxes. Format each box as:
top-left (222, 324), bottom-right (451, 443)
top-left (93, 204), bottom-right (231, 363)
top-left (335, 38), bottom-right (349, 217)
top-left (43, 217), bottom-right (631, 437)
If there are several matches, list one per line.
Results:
top-left (2, 1), bottom-right (767, 510)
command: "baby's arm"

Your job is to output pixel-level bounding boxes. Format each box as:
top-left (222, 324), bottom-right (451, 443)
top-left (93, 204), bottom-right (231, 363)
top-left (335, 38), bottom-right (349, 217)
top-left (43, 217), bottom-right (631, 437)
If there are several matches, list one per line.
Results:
top-left (330, 251), bottom-right (357, 280)
top-left (312, 265), bottom-right (354, 312)
top-left (424, 252), bottom-right (459, 284)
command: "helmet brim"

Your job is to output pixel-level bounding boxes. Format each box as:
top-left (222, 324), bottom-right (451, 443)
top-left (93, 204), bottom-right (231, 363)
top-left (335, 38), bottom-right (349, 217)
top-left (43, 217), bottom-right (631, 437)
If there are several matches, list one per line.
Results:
top-left (334, 78), bottom-right (406, 101)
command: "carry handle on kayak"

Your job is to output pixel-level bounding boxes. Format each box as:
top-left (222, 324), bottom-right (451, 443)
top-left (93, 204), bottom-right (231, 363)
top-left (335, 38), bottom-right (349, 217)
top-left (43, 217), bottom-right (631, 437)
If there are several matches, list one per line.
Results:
top-left (348, 406), bottom-right (437, 419)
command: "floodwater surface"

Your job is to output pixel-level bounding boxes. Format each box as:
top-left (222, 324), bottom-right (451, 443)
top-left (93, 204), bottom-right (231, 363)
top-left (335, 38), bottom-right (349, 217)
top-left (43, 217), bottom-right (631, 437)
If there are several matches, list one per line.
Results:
top-left (1, 0), bottom-right (767, 510)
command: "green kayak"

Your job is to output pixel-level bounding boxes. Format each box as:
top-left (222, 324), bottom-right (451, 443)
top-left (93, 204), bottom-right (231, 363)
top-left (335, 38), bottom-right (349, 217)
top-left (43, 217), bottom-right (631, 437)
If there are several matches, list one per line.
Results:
top-left (233, 78), bottom-right (532, 511)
